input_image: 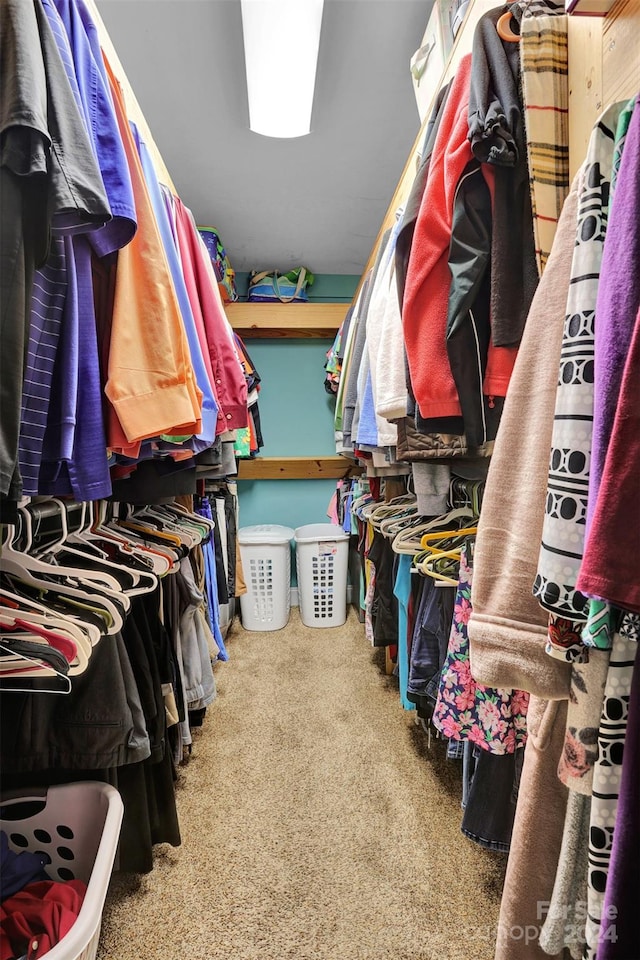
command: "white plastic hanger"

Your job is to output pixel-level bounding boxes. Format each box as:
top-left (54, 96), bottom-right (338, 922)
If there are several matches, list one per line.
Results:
top-left (392, 507), bottom-right (476, 555)
top-left (69, 502), bottom-right (170, 576)
top-left (0, 552), bottom-right (124, 636)
top-left (5, 508), bottom-right (123, 592)
top-left (0, 588), bottom-right (101, 648)
top-left (170, 501), bottom-right (215, 533)
top-left (0, 610), bottom-right (92, 664)
top-left (0, 640), bottom-right (72, 693)
top-left (135, 505), bottom-right (199, 548)
top-left (0, 626), bottom-right (88, 675)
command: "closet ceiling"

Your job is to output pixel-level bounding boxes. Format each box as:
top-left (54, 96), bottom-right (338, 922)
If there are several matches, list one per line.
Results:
top-left (97, 0), bottom-right (430, 275)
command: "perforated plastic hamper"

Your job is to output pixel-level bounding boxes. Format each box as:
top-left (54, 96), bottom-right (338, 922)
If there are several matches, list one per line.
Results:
top-left (295, 524), bottom-right (350, 627)
top-left (0, 781), bottom-right (124, 960)
top-left (238, 525), bottom-right (295, 630)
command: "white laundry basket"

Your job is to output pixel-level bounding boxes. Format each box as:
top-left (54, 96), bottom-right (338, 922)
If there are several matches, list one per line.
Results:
top-left (295, 523), bottom-right (350, 628)
top-left (238, 525), bottom-right (295, 631)
top-left (0, 781), bottom-right (124, 960)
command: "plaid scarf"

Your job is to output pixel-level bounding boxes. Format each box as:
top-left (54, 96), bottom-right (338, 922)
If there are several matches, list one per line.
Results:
top-left (520, 14), bottom-right (570, 275)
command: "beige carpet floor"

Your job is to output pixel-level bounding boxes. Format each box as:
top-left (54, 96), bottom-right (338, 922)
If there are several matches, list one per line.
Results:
top-left (99, 607), bottom-right (506, 960)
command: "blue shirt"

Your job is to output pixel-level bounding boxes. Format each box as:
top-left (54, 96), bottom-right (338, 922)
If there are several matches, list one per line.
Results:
top-left (52, 0), bottom-right (137, 256)
top-left (356, 367), bottom-right (379, 447)
top-left (393, 554), bottom-right (416, 712)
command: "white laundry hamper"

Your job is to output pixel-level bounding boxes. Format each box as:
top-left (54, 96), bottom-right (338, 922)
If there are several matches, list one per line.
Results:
top-left (0, 781), bottom-right (124, 960)
top-left (295, 523), bottom-right (350, 628)
top-left (238, 525), bottom-right (295, 631)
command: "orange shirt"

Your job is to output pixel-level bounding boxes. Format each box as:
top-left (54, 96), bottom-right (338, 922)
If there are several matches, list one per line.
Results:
top-left (102, 56), bottom-right (202, 449)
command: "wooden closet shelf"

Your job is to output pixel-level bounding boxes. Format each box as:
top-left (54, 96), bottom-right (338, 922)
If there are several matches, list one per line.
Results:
top-left (237, 456), bottom-right (361, 480)
top-left (225, 302), bottom-right (347, 338)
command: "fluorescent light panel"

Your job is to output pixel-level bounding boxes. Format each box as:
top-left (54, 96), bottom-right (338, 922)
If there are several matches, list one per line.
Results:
top-left (241, 0), bottom-right (324, 138)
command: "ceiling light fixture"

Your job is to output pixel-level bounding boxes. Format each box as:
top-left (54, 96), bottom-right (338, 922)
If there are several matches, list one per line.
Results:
top-left (240, 0), bottom-right (325, 139)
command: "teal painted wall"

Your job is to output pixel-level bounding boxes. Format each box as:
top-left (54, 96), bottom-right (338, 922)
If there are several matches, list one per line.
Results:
top-left (236, 274), bottom-right (359, 582)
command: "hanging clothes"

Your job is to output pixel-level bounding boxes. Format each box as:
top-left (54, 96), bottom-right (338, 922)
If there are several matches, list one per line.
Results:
top-left (533, 102), bottom-right (623, 626)
top-left (434, 543), bottom-right (529, 754)
top-left (392, 553), bottom-right (415, 711)
top-left (0, 0), bottom-right (110, 512)
top-left (591, 620), bottom-right (640, 960)
top-left (4, 0), bottom-right (250, 513)
top-left (467, 175), bottom-right (578, 701)
top-left (403, 54), bottom-right (479, 423)
top-left (493, 698), bottom-right (569, 960)
top-left (195, 496), bottom-right (229, 661)
top-left (586, 99), bottom-right (640, 533)
top-left (582, 627), bottom-right (637, 960)
top-left (520, 14), bottom-right (570, 275)
top-left (102, 59), bottom-right (202, 454)
top-left (0, 495), bottom-right (238, 873)
top-left (468, 5), bottom-right (538, 347)
top-left (402, 52), bottom-right (517, 436)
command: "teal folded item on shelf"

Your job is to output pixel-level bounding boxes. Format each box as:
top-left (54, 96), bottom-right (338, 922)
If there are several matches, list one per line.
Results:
top-left (248, 267), bottom-right (314, 303)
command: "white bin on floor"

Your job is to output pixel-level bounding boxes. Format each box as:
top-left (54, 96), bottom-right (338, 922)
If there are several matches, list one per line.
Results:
top-left (238, 525), bottom-right (295, 631)
top-left (295, 523), bottom-right (350, 628)
top-left (0, 782), bottom-right (123, 960)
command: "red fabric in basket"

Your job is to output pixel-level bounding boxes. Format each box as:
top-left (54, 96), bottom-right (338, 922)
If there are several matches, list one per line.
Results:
top-left (0, 879), bottom-right (86, 959)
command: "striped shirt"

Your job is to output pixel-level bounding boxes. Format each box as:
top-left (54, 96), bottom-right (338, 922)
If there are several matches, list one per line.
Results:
top-left (19, 238), bottom-right (70, 494)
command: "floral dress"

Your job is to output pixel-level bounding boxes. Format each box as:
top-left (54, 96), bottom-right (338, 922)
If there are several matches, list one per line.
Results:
top-left (433, 542), bottom-right (529, 754)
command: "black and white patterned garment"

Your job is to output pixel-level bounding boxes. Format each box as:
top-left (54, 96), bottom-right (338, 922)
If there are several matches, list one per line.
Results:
top-left (583, 614), bottom-right (639, 960)
top-left (533, 103), bottom-right (624, 623)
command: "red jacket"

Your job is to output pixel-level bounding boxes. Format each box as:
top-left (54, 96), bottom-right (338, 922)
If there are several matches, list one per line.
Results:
top-left (402, 54), bottom-right (516, 421)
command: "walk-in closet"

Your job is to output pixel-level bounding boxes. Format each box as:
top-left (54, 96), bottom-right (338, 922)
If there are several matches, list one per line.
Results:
top-left (1, 0), bottom-right (639, 958)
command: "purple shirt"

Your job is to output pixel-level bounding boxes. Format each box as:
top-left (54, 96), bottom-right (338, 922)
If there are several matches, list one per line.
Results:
top-left (19, 0), bottom-right (109, 495)
top-left (39, 235), bottom-right (112, 500)
top-left (19, 237), bottom-right (74, 494)
top-left (588, 106), bottom-right (640, 529)
top-left (34, 0), bottom-right (140, 499)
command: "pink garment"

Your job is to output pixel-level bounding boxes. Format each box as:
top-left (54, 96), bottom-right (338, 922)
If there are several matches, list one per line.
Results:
top-left (326, 490), bottom-right (340, 525)
top-left (168, 194), bottom-right (219, 403)
top-left (433, 543), bottom-right (529, 753)
top-left (173, 199), bottom-right (248, 434)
